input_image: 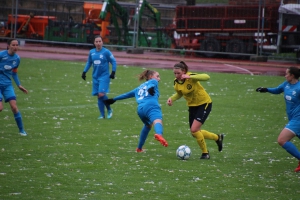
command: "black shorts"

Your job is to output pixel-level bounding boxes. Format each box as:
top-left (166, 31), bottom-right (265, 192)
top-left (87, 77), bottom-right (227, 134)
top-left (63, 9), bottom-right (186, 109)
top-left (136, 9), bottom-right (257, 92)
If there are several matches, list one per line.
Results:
top-left (188, 103), bottom-right (212, 128)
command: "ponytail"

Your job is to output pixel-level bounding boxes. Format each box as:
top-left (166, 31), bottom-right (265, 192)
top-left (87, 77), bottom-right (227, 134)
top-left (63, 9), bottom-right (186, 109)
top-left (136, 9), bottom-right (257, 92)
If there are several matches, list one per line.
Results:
top-left (138, 69), bottom-right (156, 81)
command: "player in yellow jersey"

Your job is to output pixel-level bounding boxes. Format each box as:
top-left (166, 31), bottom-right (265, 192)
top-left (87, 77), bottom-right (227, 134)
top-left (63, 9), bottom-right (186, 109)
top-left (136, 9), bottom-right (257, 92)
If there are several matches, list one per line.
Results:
top-left (167, 61), bottom-right (223, 159)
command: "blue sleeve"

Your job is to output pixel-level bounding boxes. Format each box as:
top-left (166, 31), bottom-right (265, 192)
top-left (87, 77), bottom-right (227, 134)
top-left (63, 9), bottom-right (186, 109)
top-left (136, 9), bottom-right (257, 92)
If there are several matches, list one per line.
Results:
top-left (267, 81), bottom-right (286, 94)
top-left (83, 51), bottom-right (93, 73)
top-left (148, 79), bottom-right (158, 88)
top-left (108, 51), bottom-right (117, 72)
top-left (12, 71), bottom-right (20, 86)
top-left (114, 89), bottom-right (136, 101)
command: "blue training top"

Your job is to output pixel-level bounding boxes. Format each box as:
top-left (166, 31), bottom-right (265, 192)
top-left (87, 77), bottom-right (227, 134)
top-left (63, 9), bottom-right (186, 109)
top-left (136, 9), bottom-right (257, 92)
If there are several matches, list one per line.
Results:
top-left (0, 50), bottom-right (21, 87)
top-left (113, 79), bottom-right (160, 109)
top-left (83, 47), bottom-right (117, 79)
top-left (268, 81), bottom-right (300, 120)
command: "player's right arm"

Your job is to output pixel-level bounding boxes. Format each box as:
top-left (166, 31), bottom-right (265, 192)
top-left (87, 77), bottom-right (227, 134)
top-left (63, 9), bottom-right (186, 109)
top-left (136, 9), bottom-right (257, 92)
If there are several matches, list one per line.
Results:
top-left (112, 89), bottom-right (136, 101)
top-left (82, 51), bottom-right (93, 80)
top-left (256, 82), bottom-right (285, 94)
top-left (104, 89), bottom-right (136, 105)
top-left (167, 92), bottom-right (182, 106)
top-left (266, 82), bottom-right (286, 94)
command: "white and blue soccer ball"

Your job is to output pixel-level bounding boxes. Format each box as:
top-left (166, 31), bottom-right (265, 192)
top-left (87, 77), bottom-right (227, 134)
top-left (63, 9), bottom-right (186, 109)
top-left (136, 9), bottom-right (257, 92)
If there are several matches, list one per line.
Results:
top-left (176, 145), bottom-right (191, 160)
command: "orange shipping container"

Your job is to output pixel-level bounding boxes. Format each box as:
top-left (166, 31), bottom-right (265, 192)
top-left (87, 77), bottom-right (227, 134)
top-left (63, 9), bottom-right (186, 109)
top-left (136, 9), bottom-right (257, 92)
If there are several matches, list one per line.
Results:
top-left (7, 14), bottom-right (56, 38)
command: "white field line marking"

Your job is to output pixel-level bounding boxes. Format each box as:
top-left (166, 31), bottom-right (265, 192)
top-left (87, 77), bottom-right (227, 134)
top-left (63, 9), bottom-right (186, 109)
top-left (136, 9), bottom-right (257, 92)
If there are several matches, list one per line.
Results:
top-left (224, 64), bottom-right (254, 75)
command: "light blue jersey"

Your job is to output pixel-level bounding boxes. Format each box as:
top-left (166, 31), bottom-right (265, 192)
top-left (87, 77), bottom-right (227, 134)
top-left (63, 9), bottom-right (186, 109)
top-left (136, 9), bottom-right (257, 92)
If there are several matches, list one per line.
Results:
top-left (268, 81), bottom-right (300, 136)
top-left (114, 79), bottom-right (162, 125)
top-left (0, 46), bottom-right (26, 135)
top-left (0, 50), bottom-right (20, 87)
top-left (83, 47), bottom-right (117, 79)
top-left (268, 81), bottom-right (300, 120)
top-left (114, 79), bottom-right (160, 109)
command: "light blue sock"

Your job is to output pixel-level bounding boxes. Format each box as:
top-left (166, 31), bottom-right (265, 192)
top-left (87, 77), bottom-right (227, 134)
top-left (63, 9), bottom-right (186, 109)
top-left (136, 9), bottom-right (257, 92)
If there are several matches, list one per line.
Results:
top-left (154, 123), bottom-right (163, 135)
top-left (137, 125), bottom-right (151, 149)
top-left (282, 141), bottom-right (300, 160)
top-left (14, 111), bottom-right (24, 132)
top-left (97, 97), bottom-right (105, 117)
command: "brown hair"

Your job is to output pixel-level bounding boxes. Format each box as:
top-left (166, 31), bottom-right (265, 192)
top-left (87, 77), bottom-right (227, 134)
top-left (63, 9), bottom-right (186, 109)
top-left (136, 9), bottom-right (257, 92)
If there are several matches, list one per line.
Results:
top-left (94, 35), bottom-right (103, 41)
top-left (288, 66), bottom-right (300, 79)
top-left (138, 69), bottom-right (156, 81)
top-left (174, 61), bottom-right (188, 72)
top-left (7, 38), bottom-right (17, 50)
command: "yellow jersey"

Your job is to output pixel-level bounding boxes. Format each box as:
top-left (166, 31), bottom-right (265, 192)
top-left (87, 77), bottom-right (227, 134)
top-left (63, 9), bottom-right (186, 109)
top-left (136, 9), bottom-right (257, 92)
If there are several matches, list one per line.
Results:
top-left (170, 72), bottom-right (212, 106)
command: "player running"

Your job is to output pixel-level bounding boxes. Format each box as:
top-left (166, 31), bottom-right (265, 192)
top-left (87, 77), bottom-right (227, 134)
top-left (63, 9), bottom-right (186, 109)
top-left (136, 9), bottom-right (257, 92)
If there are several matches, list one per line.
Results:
top-left (0, 38), bottom-right (28, 136)
top-left (167, 61), bottom-right (223, 159)
top-left (104, 69), bottom-right (168, 152)
top-left (256, 66), bottom-right (300, 172)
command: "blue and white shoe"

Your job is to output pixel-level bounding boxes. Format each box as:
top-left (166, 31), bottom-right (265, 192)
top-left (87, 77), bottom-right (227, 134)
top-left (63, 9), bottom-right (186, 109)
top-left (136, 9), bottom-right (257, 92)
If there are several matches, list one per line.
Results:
top-left (97, 115), bottom-right (104, 120)
top-left (107, 109), bottom-right (113, 119)
top-left (19, 130), bottom-right (27, 136)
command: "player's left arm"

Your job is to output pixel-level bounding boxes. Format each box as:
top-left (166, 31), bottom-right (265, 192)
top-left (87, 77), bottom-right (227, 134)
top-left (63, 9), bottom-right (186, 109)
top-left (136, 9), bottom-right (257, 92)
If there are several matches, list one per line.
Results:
top-left (188, 73), bottom-right (210, 81)
top-left (108, 52), bottom-right (117, 79)
top-left (147, 80), bottom-right (158, 96)
top-left (12, 68), bottom-right (28, 94)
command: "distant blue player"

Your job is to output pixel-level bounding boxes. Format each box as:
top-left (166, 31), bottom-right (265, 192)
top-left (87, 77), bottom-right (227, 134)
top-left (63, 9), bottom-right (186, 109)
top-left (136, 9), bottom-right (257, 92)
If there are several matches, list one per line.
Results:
top-left (0, 38), bottom-right (28, 136)
top-left (256, 66), bottom-right (300, 172)
top-left (82, 36), bottom-right (117, 119)
top-left (104, 70), bottom-right (168, 152)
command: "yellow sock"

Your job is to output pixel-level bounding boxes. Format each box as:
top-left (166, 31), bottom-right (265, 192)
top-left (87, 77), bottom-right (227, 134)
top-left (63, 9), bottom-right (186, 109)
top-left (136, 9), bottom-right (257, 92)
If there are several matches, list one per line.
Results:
top-left (201, 130), bottom-right (218, 141)
top-left (192, 131), bottom-right (208, 153)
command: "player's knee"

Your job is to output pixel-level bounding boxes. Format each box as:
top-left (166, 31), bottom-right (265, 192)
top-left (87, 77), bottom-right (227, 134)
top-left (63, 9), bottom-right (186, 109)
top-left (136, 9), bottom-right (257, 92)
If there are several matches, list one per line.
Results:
top-left (277, 138), bottom-right (285, 146)
top-left (190, 127), bottom-right (198, 133)
top-left (98, 93), bottom-right (105, 98)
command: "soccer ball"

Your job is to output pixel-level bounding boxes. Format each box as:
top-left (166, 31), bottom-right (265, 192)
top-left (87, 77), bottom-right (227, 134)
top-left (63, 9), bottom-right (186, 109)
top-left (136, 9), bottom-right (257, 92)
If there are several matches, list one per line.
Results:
top-left (176, 145), bottom-right (191, 160)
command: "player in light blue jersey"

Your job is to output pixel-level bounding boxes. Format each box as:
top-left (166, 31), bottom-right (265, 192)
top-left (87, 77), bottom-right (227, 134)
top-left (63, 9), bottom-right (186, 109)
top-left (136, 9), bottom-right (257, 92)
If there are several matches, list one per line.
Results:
top-left (256, 66), bottom-right (300, 172)
top-left (0, 39), bottom-right (28, 136)
top-left (82, 36), bottom-right (117, 119)
top-left (104, 70), bottom-right (168, 152)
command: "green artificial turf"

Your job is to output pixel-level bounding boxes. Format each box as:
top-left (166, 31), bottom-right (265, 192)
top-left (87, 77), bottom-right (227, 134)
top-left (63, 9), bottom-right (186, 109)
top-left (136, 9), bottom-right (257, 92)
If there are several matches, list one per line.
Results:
top-left (0, 58), bottom-right (299, 199)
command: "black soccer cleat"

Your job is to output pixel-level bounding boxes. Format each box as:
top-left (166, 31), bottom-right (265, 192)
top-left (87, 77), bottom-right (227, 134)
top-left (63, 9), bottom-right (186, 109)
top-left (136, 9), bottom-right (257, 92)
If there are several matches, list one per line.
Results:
top-left (216, 134), bottom-right (224, 152)
top-left (200, 152), bottom-right (210, 159)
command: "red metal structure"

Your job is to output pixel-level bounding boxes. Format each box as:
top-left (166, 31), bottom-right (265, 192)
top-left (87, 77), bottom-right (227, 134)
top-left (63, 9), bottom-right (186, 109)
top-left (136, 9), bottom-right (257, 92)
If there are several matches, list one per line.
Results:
top-left (167, 4), bottom-right (279, 58)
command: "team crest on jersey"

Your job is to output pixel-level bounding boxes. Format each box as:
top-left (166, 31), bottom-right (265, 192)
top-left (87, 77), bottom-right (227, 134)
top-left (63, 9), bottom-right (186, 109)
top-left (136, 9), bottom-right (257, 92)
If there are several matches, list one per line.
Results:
top-left (4, 65), bottom-right (12, 70)
top-left (94, 60), bottom-right (101, 64)
top-left (292, 91), bottom-right (296, 96)
top-left (187, 84), bottom-right (192, 90)
top-left (99, 54), bottom-right (103, 59)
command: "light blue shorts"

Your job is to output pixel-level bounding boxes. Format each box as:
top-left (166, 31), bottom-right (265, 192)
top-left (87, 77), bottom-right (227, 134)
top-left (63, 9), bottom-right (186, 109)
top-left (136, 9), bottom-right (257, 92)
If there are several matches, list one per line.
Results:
top-left (285, 119), bottom-right (300, 138)
top-left (92, 77), bottom-right (110, 96)
top-left (137, 105), bottom-right (162, 126)
top-left (0, 85), bottom-right (16, 102)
